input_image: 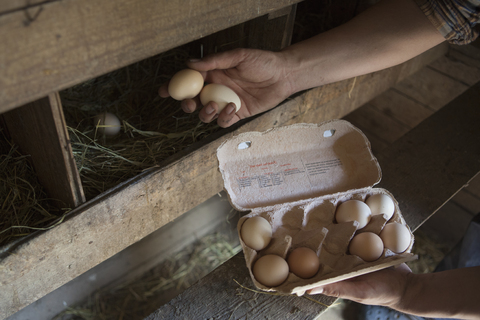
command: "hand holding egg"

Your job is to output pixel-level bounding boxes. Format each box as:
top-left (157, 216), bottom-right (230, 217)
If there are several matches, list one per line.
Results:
top-left (160, 68), bottom-right (242, 127)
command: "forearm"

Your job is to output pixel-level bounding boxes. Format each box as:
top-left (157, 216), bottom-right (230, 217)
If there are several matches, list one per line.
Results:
top-left (280, 0), bottom-right (445, 94)
top-left (394, 266), bottom-right (480, 319)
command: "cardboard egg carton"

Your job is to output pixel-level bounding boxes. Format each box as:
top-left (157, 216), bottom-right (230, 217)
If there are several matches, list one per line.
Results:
top-left (216, 120), bottom-right (416, 295)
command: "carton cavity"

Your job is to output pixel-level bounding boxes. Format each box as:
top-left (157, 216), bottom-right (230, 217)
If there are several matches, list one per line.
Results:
top-left (217, 120), bottom-right (416, 296)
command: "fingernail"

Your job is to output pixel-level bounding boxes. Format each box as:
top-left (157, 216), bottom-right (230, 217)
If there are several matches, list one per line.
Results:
top-left (225, 103), bottom-right (235, 115)
top-left (205, 105), bottom-right (215, 115)
top-left (189, 58), bottom-right (201, 62)
top-left (308, 287), bottom-right (323, 295)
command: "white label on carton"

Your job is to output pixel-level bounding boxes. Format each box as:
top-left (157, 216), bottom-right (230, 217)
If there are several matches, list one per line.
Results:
top-left (218, 121), bottom-right (381, 211)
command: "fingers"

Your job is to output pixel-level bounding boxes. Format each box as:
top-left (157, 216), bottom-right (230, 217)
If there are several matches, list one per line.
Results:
top-left (180, 99), bottom-right (198, 113)
top-left (198, 101), bottom-right (218, 123)
top-left (158, 84), bottom-right (170, 98)
top-left (198, 102), bottom-right (241, 127)
top-left (217, 103), bottom-right (241, 128)
top-left (187, 48), bottom-right (247, 72)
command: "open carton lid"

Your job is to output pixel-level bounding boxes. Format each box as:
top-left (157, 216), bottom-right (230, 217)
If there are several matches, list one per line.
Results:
top-left (217, 120), bottom-right (382, 211)
top-left (217, 120), bottom-right (416, 295)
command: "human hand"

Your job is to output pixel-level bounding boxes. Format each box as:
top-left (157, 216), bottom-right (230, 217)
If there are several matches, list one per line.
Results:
top-left (158, 48), bottom-right (295, 128)
top-left (307, 263), bottom-right (413, 309)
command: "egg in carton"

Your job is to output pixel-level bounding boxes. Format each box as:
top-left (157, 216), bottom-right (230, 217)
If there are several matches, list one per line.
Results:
top-left (217, 120), bottom-right (416, 295)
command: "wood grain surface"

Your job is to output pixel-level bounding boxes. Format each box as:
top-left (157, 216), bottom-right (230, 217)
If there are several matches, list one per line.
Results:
top-left (146, 81), bottom-right (480, 320)
top-left (0, 0), bottom-right (302, 115)
top-left (0, 45), bottom-right (446, 319)
top-left (2, 93), bottom-right (85, 208)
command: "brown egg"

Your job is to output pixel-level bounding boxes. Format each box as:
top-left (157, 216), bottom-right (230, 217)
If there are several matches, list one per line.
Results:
top-left (336, 200), bottom-right (372, 229)
top-left (380, 222), bottom-right (411, 253)
top-left (240, 216), bottom-right (272, 251)
top-left (253, 254), bottom-right (289, 287)
top-left (349, 232), bottom-right (384, 262)
top-left (287, 247), bottom-right (320, 279)
top-left (168, 69), bottom-right (204, 100)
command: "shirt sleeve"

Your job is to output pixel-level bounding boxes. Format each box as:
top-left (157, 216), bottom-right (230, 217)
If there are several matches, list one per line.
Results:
top-left (414, 0), bottom-right (480, 45)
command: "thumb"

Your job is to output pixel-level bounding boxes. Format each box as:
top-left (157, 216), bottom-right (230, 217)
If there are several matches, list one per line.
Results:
top-left (187, 48), bottom-right (248, 72)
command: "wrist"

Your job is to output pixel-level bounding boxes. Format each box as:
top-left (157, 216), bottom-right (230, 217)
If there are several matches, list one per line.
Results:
top-left (390, 271), bottom-right (425, 313)
top-left (279, 45), bottom-right (325, 95)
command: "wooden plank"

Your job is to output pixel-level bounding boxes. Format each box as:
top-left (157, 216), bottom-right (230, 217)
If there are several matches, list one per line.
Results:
top-left (10, 192), bottom-right (240, 320)
top-left (343, 103), bottom-right (410, 144)
top-left (0, 44), bottom-right (446, 319)
top-left (0, 0), bottom-right (47, 15)
top-left (0, 0), bottom-right (303, 115)
top-left (447, 49), bottom-right (480, 69)
top-left (429, 55), bottom-right (480, 86)
top-left (195, 4), bottom-right (297, 56)
top-left (452, 189), bottom-right (480, 216)
top-left (3, 93), bottom-right (85, 208)
top-left (464, 172), bottom-right (480, 197)
top-left (377, 81), bottom-right (480, 231)
top-left (367, 88), bottom-right (434, 128)
top-left (451, 173), bottom-right (480, 215)
top-left (146, 81), bottom-right (480, 320)
top-left (394, 67), bottom-right (469, 111)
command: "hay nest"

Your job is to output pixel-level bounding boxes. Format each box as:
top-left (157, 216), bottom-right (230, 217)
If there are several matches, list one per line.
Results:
top-left (62, 46), bottom-right (221, 201)
top-left (0, 129), bottom-right (68, 247)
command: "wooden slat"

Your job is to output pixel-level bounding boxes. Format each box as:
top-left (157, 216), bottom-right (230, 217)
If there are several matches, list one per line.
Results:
top-left (367, 88), bottom-right (434, 128)
top-left (0, 0), bottom-right (47, 15)
top-left (429, 55), bottom-right (480, 86)
top-left (0, 44), bottom-right (446, 319)
top-left (343, 103), bottom-right (410, 144)
top-left (394, 67), bottom-right (469, 111)
top-left (2, 93), bottom-right (85, 208)
top-left (377, 81), bottom-right (480, 231)
top-left (0, 0), bottom-right (303, 115)
top-left (146, 81), bottom-right (480, 320)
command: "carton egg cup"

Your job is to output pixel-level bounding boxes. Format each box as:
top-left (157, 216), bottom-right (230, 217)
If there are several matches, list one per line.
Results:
top-left (216, 120), bottom-right (416, 296)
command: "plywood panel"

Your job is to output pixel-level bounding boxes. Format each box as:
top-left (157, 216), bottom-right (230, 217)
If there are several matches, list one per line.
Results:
top-left (0, 44), bottom-right (446, 319)
top-left (0, 0), bottom-right (302, 115)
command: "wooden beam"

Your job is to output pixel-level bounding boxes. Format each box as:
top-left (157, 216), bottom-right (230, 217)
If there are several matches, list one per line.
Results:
top-left (146, 81), bottom-right (480, 320)
top-left (3, 93), bottom-right (85, 208)
top-left (0, 44), bottom-right (446, 319)
top-left (0, 0), bottom-right (303, 115)
top-left (0, 0), bottom-right (47, 15)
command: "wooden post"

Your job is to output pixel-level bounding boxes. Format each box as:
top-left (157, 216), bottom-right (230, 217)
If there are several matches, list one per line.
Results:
top-left (3, 93), bottom-right (85, 208)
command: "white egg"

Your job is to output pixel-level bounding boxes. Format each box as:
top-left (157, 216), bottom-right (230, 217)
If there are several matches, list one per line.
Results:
top-left (94, 112), bottom-right (121, 136)
top-left (380, 222), bottom-right (412, 253)
top-left (366, 194), bottom-right (395, 221)
top-left (199, 83), bottom-right (241, 113)
top-left (168, 69), bottom-right (204, 101)
top-left (335, 200), bottom-right (372, 229)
